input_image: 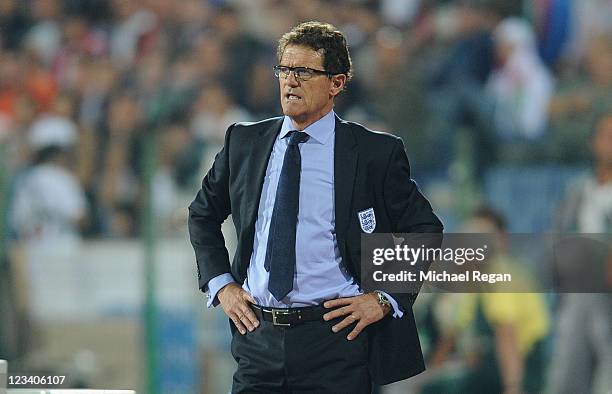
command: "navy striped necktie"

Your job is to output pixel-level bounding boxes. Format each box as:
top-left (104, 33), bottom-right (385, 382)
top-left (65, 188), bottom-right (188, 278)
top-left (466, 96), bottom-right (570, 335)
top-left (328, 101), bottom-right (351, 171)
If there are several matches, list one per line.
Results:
top-left (265, 130), bottom-right (310, 301)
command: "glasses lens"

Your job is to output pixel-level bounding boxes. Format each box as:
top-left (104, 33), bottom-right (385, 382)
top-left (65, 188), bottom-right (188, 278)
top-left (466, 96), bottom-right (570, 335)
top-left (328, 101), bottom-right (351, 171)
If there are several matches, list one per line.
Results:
top-left (274, 66), bottom-right (325, 81)
top-left (295, 68), bottom-right (313, 81)
top-left (274, 66), bottom-right (288, 78)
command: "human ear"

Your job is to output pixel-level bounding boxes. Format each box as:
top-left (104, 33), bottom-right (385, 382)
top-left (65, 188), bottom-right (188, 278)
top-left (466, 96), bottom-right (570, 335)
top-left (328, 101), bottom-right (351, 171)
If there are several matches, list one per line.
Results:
top-left (329, 74), bottom-right (346, 96)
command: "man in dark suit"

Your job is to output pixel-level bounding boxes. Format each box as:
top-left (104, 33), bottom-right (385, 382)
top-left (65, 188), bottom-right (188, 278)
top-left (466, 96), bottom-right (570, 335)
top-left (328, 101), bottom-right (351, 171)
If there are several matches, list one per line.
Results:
top-left (188, 21), bottom-right (443, 393)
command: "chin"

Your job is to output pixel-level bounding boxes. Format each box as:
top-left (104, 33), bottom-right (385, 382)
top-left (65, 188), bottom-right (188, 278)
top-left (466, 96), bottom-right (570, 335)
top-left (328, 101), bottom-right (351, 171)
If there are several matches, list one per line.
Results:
top-left (281, 106), bottom-right (305, 119)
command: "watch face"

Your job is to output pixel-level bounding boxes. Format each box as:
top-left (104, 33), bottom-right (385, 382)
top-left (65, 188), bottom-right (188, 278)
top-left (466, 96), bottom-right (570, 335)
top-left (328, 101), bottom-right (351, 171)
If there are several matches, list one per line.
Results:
top-left (377, 292), bottom-right (388, 304)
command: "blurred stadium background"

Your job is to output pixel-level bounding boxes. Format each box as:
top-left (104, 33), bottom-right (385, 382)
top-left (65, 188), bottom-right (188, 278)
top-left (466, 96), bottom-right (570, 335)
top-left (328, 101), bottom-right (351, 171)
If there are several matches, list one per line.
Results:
top-left (0, 0), bottom-right (610, 393)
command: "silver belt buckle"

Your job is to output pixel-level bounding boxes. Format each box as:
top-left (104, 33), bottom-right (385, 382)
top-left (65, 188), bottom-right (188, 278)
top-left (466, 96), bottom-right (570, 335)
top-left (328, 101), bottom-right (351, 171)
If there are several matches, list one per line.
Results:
top-left (271, 309), bottom-right (291, 326)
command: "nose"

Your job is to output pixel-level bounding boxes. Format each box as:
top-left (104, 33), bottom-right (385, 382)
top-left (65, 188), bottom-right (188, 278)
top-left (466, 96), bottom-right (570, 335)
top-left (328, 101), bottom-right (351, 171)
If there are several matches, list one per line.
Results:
top-left (286, 71), bottom-right (300, 86)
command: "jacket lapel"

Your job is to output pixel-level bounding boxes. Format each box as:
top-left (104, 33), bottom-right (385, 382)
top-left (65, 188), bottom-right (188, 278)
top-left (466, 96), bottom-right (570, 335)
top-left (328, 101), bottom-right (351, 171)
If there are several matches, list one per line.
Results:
top-left (334, 115), bottom-right (358, 262)
top-left (245, 118), bottom-right (283, 224)
top-left (239, 118), bottom-right (283, 279)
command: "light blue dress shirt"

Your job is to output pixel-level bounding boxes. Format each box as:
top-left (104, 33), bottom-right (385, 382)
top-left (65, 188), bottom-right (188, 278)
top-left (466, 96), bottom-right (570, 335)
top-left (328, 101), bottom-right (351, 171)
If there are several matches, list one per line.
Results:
top-left (206, 110), bottom-right (403, 318)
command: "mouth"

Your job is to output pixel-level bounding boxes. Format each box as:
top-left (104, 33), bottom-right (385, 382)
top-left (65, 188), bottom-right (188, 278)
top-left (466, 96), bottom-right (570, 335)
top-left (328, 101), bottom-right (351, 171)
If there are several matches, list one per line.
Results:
top-left (285, 92), bottom-right (302, 101)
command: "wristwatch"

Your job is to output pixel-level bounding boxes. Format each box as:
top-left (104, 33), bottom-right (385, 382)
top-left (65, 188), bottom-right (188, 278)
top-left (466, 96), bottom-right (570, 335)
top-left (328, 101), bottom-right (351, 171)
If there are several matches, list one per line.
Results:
top-left (374, 290), bottom-right (392, 310)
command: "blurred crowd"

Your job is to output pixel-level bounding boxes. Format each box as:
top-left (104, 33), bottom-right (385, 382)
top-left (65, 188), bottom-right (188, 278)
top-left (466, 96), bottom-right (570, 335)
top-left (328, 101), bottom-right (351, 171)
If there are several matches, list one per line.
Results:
top-left (0, 0), bottom-right (611, 393)
top-left (0, 0), bottom-right (610, 240)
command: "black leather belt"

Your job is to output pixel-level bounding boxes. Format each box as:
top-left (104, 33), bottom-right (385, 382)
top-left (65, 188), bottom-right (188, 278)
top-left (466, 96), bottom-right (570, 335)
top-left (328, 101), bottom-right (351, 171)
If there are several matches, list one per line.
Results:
top-left (252, 304), bottom-right (327, 327)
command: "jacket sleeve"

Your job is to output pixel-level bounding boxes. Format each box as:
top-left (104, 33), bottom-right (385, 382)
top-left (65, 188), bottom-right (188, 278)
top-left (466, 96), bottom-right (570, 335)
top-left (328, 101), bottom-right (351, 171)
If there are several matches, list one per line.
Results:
top-left (383, 137), bottom-right (444, 309)
top-left (188, 124), bottom-right (235, 291)
top-left (383, 138), bottom-right (443, 234)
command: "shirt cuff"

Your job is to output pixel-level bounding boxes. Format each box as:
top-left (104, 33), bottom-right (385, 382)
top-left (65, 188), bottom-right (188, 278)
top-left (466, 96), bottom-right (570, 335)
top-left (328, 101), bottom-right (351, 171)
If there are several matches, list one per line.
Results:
top-left (379, 291), bottom-right (404, 319)
top-left (205, 273), bottom-right (236, 308)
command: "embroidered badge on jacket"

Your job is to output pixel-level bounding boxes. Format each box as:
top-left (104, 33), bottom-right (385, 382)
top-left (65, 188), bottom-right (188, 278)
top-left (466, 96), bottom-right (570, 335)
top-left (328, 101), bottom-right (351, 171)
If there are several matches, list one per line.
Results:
top-left (358, 208), bottom-right (376, 233)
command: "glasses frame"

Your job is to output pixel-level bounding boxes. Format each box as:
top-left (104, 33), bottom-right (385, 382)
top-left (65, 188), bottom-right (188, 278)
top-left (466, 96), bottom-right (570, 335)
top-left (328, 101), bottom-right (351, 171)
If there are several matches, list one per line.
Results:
top-left (273, 65), bottom-right (334, 81)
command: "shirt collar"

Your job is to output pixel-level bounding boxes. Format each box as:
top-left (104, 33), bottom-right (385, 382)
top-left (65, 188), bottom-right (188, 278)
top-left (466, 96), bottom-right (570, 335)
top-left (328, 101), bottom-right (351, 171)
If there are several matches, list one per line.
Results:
top-left (279, 109), bottom-right (335, 144)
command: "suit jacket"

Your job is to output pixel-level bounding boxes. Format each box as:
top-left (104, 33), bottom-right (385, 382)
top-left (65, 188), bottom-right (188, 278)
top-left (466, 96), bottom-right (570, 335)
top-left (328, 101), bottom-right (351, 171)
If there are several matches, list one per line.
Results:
top-left (188, 114), bottom-right (443, 384)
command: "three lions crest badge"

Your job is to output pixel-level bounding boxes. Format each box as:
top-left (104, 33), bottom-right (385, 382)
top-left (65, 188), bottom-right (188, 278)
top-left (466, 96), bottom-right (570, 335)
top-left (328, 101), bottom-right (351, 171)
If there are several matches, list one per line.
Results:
top-left (358, 208), bottom-right (376, 233)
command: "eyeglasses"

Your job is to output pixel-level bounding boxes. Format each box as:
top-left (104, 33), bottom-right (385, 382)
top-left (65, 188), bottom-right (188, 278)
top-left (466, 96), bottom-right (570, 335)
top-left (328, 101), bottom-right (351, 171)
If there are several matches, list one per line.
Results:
top-left (273, 65), bottom-right (332, 81)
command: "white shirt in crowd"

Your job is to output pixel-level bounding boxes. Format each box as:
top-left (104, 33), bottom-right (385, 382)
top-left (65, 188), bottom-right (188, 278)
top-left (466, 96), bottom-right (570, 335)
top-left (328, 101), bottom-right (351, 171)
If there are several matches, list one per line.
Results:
top-left (11, 163), bottom-right (86, 248)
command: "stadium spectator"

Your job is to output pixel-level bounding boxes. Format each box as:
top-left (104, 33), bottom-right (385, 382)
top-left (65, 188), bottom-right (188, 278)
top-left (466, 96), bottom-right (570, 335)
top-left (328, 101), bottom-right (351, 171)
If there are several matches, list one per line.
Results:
top-left (548, 35), bottom-right (612, 162)
top-left (97, 92), bottom-right (141, 237)
top-left (548, 111), bottom-right (612, 394)
top-left (424, 207), bottom-right (550, 394)
top-left (487, 17), bottom-right (554, 141)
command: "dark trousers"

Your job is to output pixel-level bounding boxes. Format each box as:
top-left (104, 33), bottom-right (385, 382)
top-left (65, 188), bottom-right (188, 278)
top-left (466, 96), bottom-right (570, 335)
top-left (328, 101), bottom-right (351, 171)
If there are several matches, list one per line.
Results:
top-left (231, 315), bottom-right (372, 393)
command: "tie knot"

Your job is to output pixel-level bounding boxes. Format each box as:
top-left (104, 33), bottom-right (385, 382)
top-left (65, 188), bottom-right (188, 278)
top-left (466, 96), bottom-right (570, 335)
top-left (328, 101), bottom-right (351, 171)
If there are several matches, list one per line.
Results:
top-left (288, 131), bottom-right (310, 145)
